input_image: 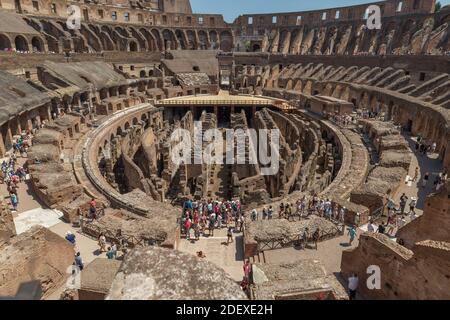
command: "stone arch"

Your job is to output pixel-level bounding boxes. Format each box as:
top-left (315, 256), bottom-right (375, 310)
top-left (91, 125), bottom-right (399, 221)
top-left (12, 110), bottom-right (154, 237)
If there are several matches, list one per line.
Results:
top-left (186, 30), bottom-right (197, 49)
top-left (162, 29), bottom-right (177, 50)
top-left (31, 36), bottom-right (44, 52)
top-left (198, 30), bottom-right (209, 50)
top-left (209, 30), bottom-right (219, 49)
top-left (0, 33), bottom-right (12, 50)
top-left (175, 29), bottom-right (187, 49)
top-left (139, 28), bottom-right (157, 51)
top-left (151, 29), bottom-right (163, 51)
top-left (99, 32), bottom-right (115, 51)
top-left (132, 117), bottom-right (139, 126)
top-left (140, 70), bottom-right (146, 78)
top-left (14, 35), bottom-right (28, 51)
top-left (129, 41), bottom-right (138, 52)
top-left (124, 122), bottom-right (130, 131)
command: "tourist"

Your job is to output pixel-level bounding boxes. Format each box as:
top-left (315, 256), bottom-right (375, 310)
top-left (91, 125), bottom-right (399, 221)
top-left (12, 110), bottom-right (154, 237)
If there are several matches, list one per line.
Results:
top-left (98, 233), bottom-right (107, 252)
top-left (262, 207), bottom-right (267, 220)
top-left (312, 228), bottom-right (320, 250)
top-left (227, 227), bottom-right (233, 245)
top-left (408, 197), bottom-right (417, 215)
top-left (111, 242), bottom-right (118, 259)
top-left (268, 206), bottom-right (273, 220)
top-left (75, 252), bottom-right (84, 271)
top-left (208, 214), bottom-right (215, 236)
top-left (10, 193), bottom-right (18, 211)
top-left (217, 213), bottom-right (223, 228)
top-left (194, 224), bottom-right (200, 240)
top-left (348, 273), bottom-right (359, 300)
top-left (89, 198), bottom-right (97, 220)
top-left (377, 222), bottom-right (386, 234)
top-left (347, 225), bottom-right (357, 245)
top-left (251, 209), bottom-right (257, 221)
top-left (301, 227), bottom-right (309, 249)
top-left (243, 260), bottom-right (251, 281)
top-left (106, 247), bottom-right (115, 259)
top-left (340, 206), bottom-right (346, 222)
top-left (239, 214), bottom-right (245, 232)
top-left (367, 220), bottom-right (375, 233)
top-left (185, 217), bottom-right (192, 239)
top-left (399, 193), bottom-right (408, 214)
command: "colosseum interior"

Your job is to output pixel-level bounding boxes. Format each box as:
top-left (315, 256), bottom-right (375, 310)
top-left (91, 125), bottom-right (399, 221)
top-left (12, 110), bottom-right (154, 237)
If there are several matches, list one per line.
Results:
top-left (0, 0), bottom-right (449, 301)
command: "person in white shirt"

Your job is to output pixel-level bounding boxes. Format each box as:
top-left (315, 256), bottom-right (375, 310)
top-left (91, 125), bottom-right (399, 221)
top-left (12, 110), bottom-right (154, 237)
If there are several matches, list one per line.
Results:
top-left (367, 221), bottom-right (375, 232)
top-left (348, 274), bottom-right (359, 300)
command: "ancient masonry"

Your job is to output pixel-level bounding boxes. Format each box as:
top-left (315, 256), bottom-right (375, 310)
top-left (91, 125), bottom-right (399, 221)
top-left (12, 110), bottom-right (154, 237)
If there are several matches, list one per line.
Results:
top-left (0, 0), bottom-right (449, 300)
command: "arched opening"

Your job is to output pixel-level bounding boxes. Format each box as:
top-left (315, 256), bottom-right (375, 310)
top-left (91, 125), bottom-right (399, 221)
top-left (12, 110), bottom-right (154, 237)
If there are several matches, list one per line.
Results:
top-left (129, 41), bottom-right (138, 52)
top-left (14, 35), bottom-right (28, 52)
top-left (140, 70), bottom-right (146, 78)
top-left (31, 37), bottom-right (44, 52)
top-left (0, 34), bottom-right (11, 50)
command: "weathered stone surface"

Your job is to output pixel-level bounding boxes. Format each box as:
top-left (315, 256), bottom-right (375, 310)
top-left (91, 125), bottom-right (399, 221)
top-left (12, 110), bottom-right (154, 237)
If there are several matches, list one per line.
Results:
top-left (79, 258), bottom-right (121, 300)
top-left (0, 200), bottom-right (15, 246)
top-left (107, 247), bottom-right (247, 300)
top-left (0, 226), bottom-right (74, 298)
top-left (252, 259), bottom-right (348, 300)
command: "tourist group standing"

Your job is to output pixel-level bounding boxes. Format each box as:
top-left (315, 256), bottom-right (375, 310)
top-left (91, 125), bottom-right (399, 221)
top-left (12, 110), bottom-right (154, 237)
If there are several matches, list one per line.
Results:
top-left (181, 198), bottom-right (242, 242)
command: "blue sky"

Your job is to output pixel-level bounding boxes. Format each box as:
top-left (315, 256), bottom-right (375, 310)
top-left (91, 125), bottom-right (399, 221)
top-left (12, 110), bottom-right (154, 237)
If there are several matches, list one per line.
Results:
top-left (190, 0), bottom-right (450, 22)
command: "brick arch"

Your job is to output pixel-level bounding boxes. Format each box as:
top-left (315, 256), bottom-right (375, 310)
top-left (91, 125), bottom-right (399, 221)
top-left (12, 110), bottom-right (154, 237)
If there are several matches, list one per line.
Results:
top-left (14, 35), bottom-right (29, 51)
top-left (0, 33), bottom-right (12, 50)
top-left (31, 36), bottom-right (44, 52)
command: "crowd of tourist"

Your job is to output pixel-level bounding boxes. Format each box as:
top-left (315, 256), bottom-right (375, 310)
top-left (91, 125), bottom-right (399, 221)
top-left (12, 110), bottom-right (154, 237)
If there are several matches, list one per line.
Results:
top-left (181, 198), bottom-right (243, 243)
top-left (0, 132), bottom-right (34, 212)
top-left (249, 195), bottom-right (347, 224)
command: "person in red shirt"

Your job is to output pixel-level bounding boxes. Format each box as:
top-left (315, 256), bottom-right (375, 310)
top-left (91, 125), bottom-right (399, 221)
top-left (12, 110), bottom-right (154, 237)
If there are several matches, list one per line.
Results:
top-left (185, 218), bottom-right (192, 239)
top-left (89, 198), bottom-right (97, 219)
top-left (243, 260), bottom-right (251, 282)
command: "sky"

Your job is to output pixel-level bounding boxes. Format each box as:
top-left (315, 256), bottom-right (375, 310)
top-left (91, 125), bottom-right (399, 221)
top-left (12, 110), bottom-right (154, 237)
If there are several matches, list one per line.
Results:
top-left (190, 0), bottom-right (450, 23)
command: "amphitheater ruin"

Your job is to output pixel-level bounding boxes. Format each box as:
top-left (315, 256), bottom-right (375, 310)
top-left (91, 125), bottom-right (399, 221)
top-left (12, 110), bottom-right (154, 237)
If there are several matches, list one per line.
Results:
top-left (0, 0), bottom-right (449, 300)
